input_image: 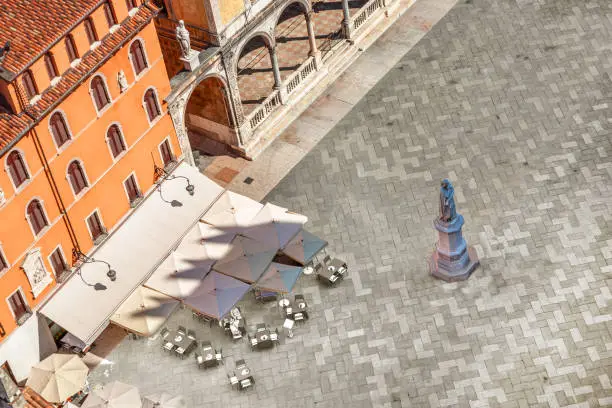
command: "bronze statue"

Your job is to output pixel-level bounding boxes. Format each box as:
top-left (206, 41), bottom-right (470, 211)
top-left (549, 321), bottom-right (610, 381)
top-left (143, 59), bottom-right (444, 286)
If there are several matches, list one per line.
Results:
top-left (439, 178), bottom-right (456, 222)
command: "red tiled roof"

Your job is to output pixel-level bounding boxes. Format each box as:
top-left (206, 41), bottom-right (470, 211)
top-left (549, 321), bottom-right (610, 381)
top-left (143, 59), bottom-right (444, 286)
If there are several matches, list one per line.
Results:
top-left (0, 4), bottom-right (159, 154)
top-left (0, 0), bottom-right (103, 76)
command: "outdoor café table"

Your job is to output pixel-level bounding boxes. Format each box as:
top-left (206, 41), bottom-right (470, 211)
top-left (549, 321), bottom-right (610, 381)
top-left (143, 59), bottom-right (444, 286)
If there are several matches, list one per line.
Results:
top-left (200, 342), bottom-right (221, 368)
top-left (318, 259), bottom-right (347, 284)
top-left (168, 330), bottom-right (195, 358)
top-left (235, 365), bottom-right (253, 383)
top-left (293, 301), bottom-right (308, 321)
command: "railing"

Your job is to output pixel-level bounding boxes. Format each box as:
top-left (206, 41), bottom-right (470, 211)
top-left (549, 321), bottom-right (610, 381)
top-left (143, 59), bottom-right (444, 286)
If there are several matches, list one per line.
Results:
top-left (248, 91), bottom-right (282, 130)
top-left (285, 57), bottom-right (317, 96)
top-left (319, 29), bottom-right (344, 59)
top-left (352, 0), bottom-right (384, 31)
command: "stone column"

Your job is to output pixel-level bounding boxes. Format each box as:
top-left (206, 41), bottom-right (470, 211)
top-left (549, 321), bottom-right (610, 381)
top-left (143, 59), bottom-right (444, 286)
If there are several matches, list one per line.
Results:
top-left (341, 0), bottom-right (352, 40)
top-left (269, 46), bottom-right (288, 104)
top-left (222, 51), bottom-right (250, 146)
top-left (305, 10), bottom-right (322, 69)
top-left (168, 97), bottom-right (195, 166)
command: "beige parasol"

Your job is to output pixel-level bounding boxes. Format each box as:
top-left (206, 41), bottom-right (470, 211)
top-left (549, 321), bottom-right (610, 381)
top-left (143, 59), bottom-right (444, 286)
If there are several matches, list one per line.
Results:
top-left (142, 393), bottom-right (186, 408)
top-left (81, 381), bottom-right (141, 408)
top-left (26, 354), bottom-right (89, 403)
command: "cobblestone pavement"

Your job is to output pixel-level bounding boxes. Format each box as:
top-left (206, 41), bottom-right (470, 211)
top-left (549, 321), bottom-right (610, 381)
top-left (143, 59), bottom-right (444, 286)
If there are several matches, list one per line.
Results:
top-left (90, 0), bottom-right (612, 407)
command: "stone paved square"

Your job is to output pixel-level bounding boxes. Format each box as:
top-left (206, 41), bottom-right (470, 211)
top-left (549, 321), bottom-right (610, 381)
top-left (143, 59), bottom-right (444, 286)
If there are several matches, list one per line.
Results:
top-left (90, 0), bottom-right (612, 406)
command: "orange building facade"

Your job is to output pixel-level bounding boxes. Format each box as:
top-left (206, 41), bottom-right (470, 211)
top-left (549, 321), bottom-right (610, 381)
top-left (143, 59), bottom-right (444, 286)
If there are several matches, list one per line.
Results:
top-left (0, 0), bottom-right (181, 383)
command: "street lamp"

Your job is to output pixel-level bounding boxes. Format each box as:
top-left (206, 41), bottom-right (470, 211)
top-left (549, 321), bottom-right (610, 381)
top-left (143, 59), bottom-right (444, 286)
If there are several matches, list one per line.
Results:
top-left (154, 164), bottom-right (195, 196)
top-left (72, 249), bottom-right (117, 282)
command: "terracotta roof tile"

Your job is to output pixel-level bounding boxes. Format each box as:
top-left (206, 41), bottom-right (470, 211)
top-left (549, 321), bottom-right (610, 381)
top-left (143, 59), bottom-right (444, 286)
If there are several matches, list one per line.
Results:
top-left (0, 4), bottom-right (158, 154)
top-left (0, 0), bottom-right (103, 76)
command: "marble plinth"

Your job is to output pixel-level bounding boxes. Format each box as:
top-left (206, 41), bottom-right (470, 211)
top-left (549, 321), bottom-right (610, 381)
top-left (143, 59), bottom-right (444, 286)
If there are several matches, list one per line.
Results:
top-left (430, 214), bottom-right (479, 281)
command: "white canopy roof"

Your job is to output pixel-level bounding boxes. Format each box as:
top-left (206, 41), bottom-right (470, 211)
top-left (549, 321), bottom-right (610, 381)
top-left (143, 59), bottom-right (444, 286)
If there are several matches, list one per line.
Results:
top-left (201, 190), bottom-right (263, 233)
top-left (40, 163), bottom-right (224, 345)
top-left (110, 287), bottom-right (179, 337)
top-left (242, 203), bottom-right (308, 250)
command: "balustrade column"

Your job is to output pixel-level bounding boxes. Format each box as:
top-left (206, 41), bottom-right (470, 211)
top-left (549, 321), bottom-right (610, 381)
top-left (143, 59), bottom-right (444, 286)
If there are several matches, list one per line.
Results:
top-left (305, 11), bottom-right (322, 69)
top-left (222, 51), bottom-right (250, 146)
top-left (269, 46), bottom-right (288, 104)
top-left (168, 99), bottom-right (195, 166)
top-left (341, 0), bottom-right (353, 40)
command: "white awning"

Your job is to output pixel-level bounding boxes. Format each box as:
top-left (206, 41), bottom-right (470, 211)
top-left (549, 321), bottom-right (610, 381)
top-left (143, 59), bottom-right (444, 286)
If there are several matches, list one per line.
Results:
top-left (39, 163), bottom-right (224, 345)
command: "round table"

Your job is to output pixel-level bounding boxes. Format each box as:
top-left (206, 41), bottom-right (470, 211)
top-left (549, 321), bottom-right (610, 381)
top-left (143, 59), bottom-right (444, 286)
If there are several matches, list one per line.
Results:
top-left (278, 298), bottom-right (290, 308)
top-left (303, 266), bottom-right (314, 275)
top-left (174, 335), bottom-right (183, 342)
top-left (241, 368), bottom-right (250, 376)
top-left (260, 334), bottom-right (268, 341)
top-left (205, 353), bottom-right (213, 360)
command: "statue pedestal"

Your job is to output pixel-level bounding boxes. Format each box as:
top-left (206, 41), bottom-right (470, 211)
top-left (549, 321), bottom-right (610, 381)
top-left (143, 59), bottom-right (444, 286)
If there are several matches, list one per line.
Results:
top-left (430, 214), bottom-right (479, 282)
top-left (181, 51), bottom-right (200, 71)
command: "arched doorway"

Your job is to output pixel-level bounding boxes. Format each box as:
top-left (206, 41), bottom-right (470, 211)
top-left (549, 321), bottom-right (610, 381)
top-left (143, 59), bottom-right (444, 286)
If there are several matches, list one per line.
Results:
top-left (236, 35), bottom-right (276, 115)
top-left (184, 76), bottom-right (237, 158)
top-left (275, 3), bottom-right (311, 81)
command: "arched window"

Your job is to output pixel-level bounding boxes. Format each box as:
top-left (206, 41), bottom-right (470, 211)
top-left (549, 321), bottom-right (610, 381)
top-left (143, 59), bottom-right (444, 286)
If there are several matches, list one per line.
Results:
top-left (90, 76), bottom-right (110, 111)
top-left (27, 199), bottom-right (49, 235)
top-left (6, 150), bottom-right (30, 188)
top-left (104, 2), bottom-right (117, 27)
top-left (107, 124), bottom-right (126, 158)
top-left (84, 18), bottom-right (98, 45)
top-left (65, 35), bottom-right (79, 62)
top-left (143, 89), bottom-right (161, 122)
top-left (49, 112), bottom-right (71, 148)
top-left (129, 40), bottom-right (148, 75)
top-left (44, 53), bottom-right (59, 81)
top-left (67, 160), bottom-right (88, 195)
top-left (22, 70), bottom-right (38, 99)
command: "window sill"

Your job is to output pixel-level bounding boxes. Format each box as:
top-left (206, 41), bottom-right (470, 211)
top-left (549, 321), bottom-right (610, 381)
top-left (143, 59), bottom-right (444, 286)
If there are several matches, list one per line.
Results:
top-left (109, 25), bottom-right (120, 34)
top-left (128, 8), bottom-right (138, 16)
top-left (16, 312), bottom-right (33, 326)
top-left (55, 270), bottom-right (72, 284)
top-left (129, 196), bottom-right (144, 208)
top-left (29, 95), bottom-right (41, 105)
top-left (93, 232), bottom-right (109, 246)
top-left (50, 76), bottom-right (62, 86)
top-left (55, 138), bottom-right (74, 155)
top-left (70, 59), bottom-right (82, 68)
top-left (90, 41), bottom-right (101, 50)
top-left (95, 103), bottom-right (112, 118)
top-left (33, 225), bottom-right (51, 240)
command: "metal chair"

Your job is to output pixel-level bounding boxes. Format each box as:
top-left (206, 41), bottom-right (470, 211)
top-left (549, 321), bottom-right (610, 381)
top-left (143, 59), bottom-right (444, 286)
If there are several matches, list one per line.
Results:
top-left (160, 327), bottom-right (170, 339)
top-left (187, 329), bottom-right (197, 340)
top-left (256, 323), bottom-right (267, 332)
top-left (323, 255), bottom-right (331, 264)
top-left (240, 378), bottom-right (252, 390)
top-left (177, 325), bottom-right (187, 335)
top-left (235, 359), bottom-right (246, 369)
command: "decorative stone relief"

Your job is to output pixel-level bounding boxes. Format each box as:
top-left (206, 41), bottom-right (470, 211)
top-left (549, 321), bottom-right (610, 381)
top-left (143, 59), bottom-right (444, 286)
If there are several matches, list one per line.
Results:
top-left (168, 96), bottom-right (195, 166)
top-left (22, 248), bottom-right (53, 298)
top-left (117, 70), bottom-right (128, 93)
top-left (221, 51), bottom-right (246, 126)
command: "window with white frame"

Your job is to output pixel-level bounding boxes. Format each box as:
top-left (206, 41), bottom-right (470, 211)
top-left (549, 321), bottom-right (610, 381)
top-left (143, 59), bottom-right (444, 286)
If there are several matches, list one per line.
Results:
top-left (84, 17), bottom-right (98, 45)
top-left (91, 75), bottom-right (111, 112)
top-left (159, 139), bottom-right (174, 167)
top-left (26, 199), bottom-right (49, 236)
top-left (0, 247), bottom-right (8, 273)
top-left (49, 247), bottom-right (68, 278)
top-left (50, 112), bottom-right (72, 148)
top-left (143, 89), bottom-right (161, 123)
top-left (22, 70), bottom-right (38, 100)
top-left (129, 39), bottom-right (148, 76)
top-left (86, 210), bottom-right (106, 242)
top-left (124, 174), bottom-right (141, 205)
top-left (7, 289), bottom-right (29, 323)
top-left (67, 160), bottom-right (89, 195)
top-left (6, 150), bottom-right (30, 189)
top-left (107, 124), bottom-right (127, 158)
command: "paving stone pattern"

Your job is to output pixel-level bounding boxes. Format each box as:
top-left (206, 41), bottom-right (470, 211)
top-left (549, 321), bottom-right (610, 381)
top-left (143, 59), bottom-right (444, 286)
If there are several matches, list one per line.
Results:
top-left (90, 0), bottom-right (612, 406)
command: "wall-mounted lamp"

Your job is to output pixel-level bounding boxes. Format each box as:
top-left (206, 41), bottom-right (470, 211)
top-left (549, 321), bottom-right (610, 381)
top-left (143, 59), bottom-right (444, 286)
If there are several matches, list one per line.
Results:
top-left (154, 164), bottom-right (195, 196)
top-left (72, 249), bottom-right (117, 282)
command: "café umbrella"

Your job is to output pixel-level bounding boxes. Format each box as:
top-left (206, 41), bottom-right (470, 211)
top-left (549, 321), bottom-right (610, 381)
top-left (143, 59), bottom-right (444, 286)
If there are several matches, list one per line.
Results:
top-left (281, 230), bottom-right (328, 265)
top-left (142, 393), bottom-right (186, 408)
top-left (26, 354), bottom-right (89, 403)
top-left (256, 262), bottom-right (303, 294)
top-left (81, 381), bottom-right (141, 408)
top-left (183, 271), bottom-right (251, 319)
